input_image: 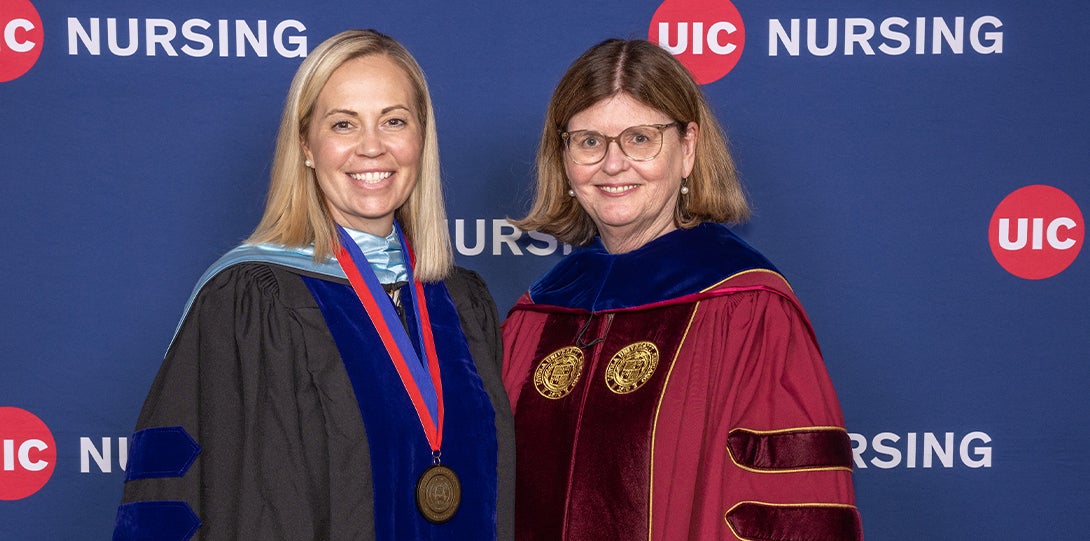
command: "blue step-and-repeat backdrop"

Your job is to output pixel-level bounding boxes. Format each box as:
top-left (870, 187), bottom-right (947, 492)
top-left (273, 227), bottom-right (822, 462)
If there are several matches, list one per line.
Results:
top-left (2, 0), bottom-right (1087, 538)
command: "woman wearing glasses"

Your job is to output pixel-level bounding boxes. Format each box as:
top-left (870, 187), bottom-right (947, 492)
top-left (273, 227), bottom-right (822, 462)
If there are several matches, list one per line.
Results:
top-left (502, 39), bottom-right (862, 540)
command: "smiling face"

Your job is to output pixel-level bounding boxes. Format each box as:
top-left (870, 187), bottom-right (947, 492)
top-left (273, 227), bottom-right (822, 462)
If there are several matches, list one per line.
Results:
top-left (302, 54), bottom-right (422, 237)
top-left (564, 93), bottom-right (697, 253)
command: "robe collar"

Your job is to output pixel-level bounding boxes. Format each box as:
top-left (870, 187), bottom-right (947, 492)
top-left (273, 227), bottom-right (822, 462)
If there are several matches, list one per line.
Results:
top-left (528, 222), bottom-right (778, 312)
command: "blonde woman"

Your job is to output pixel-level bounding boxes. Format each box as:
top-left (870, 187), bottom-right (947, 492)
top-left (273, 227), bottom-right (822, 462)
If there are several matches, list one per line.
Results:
top-left (114, 30), bottom-right (513, 540)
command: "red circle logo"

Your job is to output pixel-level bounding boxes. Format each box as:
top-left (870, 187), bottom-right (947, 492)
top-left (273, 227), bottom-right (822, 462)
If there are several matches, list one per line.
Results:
top-left (0, 0), bottom-right (44, 83)
top-left (648, 0), bottom-right (745, 85)
top-left (989, 185), bottom-right (1084, 280)
top-left (0, 407), bottom-right (56, 500)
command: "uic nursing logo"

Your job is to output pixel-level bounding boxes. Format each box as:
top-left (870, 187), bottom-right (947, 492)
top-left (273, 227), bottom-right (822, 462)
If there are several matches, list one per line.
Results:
top-left (989, 185), bottom-right (1083, 280)
top-left (0, 0), bottom-right (44, 82)
top-left (649, 0), bottom-right (745, 85)
top-left (0, 407), bottom-right (56, 500)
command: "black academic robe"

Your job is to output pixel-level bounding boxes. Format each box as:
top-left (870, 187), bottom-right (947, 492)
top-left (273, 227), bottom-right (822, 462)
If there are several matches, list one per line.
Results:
top-left (114, 261), bottom-right (514, 540)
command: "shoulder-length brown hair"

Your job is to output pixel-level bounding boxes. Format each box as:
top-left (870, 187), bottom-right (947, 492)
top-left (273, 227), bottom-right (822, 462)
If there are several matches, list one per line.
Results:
top-left (246, 29), bottom-right (452, 281)
top-left (513, 38), bottom-right (750, 247)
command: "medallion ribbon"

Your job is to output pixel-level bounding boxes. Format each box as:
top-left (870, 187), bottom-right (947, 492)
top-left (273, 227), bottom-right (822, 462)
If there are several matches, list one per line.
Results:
top-left (334, 224), bottom-right (445, 453)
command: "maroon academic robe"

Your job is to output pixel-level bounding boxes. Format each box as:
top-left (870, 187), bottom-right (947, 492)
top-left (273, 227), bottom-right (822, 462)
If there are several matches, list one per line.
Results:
top-left (501, 223), bottom-right (862, 541)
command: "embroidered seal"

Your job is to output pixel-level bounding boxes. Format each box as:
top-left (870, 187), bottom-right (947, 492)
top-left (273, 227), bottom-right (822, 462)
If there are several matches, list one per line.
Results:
top-left (534, 346), bottom-right (584, 399)
top-left (604, 341), bottom-right (659, 394)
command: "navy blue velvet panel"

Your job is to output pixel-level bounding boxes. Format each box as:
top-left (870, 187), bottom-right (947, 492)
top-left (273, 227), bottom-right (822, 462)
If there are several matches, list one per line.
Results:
top-left (112, 501), bottom-right (200, 541)
top-left (529, 223), bottom-right (778, 311)
top-left (303, 276), bottom-right (498, 539)
top-left (123, 426), bottom-right (201, 481)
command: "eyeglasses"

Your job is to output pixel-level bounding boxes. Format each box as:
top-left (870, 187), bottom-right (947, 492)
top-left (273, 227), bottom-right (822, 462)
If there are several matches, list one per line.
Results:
top-left (560, 122), bottom-right (679, 165)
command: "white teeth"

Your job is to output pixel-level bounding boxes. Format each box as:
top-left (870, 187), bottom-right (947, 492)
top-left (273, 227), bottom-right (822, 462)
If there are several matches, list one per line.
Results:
top-left (348, 171), bottom-right (392, 182)
top-left (600, 185), bottom-right (636, 193)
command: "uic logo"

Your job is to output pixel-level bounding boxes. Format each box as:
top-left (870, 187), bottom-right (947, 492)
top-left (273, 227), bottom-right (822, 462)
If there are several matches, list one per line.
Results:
top-left (989, 185), bottom-right (1083, 280)
top-left (0, 407), bottom-right (56, 500)
top-left (0, 0), bottom-right (44, 82)
top-left (649, 0), bottom-right (745, 85)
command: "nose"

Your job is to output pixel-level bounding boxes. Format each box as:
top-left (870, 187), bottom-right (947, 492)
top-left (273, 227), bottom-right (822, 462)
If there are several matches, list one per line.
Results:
top-left (599, 139), bottom-right (628, 175)
top-left (355, 127), bottom-right (385, 157)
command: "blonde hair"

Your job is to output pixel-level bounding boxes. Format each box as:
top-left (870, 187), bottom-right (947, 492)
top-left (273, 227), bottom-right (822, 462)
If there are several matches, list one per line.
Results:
top-left (247, 29), bottom-right (452, 281)
top-left (513, 38), bottom-right (750, 247)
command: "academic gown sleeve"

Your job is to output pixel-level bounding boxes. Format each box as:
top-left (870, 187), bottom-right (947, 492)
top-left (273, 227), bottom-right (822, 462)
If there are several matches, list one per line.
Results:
top-left (654, 288), bottom-right (862, 540)
top-left (114, 263), bottom-right (375, 541)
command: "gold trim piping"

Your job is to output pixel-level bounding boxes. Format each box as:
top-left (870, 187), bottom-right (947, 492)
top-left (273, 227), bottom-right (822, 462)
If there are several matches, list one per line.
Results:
top-left (729, 426), bottom-right (849, 436)
top-left (647, 301), bottom-right (701, 541)
top-left (700, 268), bottom-right (793, 294)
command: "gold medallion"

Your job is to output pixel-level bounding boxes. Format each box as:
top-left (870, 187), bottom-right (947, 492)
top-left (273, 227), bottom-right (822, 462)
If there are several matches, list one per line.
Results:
top-left (533, 346), bottom-right (584, 399)
top-left (416, 464), bottom-right (461, 524)
top-left (604, 341), bottom-right (659, 394)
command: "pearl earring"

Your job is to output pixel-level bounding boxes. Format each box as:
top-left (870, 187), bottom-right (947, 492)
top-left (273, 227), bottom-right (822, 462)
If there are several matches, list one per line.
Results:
top-left (305, 159), bottom-right (314, 168)
top-left (568, 189), bottom-right (575, 197)
top-left (680, 178), bottom-right (690, 195)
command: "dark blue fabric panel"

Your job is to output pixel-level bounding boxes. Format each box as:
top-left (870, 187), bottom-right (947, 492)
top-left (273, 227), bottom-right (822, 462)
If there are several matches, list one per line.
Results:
top-left (112, 501), bottom-right (201, 541)
top-left (303, 276), bottom-right (499, 540)
top-left (530, 222), bottom-right (778, 311)
top-left (123, 426), bottom-right (201, 481)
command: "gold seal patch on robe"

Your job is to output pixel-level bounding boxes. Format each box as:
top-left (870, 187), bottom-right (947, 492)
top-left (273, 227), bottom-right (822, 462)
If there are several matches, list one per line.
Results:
top-left (604, 341), bottom-right (659, 394)
top-left (534, 346), bottom-right (584, 399)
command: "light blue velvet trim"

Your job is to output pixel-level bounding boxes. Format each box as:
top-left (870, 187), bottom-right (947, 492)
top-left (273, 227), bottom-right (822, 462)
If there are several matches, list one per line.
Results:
top-left (166, 243), bottom-right (342, 353)
top-left (166, 230), bottom-right (408, 354)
